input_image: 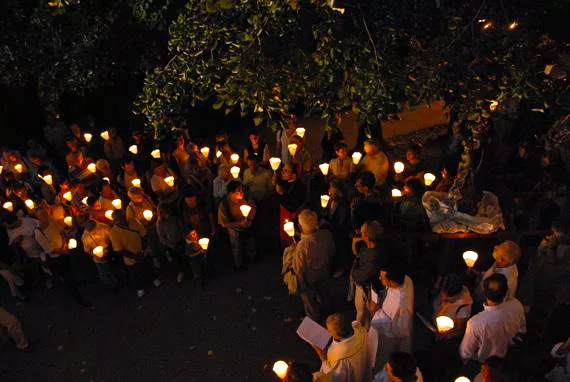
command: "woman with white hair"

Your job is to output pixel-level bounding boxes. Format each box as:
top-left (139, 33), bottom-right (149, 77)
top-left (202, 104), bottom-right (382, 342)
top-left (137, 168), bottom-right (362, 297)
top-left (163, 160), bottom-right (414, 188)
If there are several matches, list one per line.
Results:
top-left (478, 240), bottom-right (521, 301)
top-left (288, 209), bottom-right (335, 322)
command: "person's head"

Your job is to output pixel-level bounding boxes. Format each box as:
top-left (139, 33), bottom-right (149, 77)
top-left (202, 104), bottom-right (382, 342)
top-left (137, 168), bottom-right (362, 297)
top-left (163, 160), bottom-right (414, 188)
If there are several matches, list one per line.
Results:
top-left (127, 187), bottom-right (145, 204)
top-left (298, 209), bottom-right (318, 234)
top-left (364, 139), bottom-right (381, 155)
top-left (492, 240), bottom-right (521, 268)
top-left (484, 273), bottom-right (508, 305)
top-left (247, 153), bottom-right (261, 171)
top-left (6, 151), bottom-right (18, 163)
top-left (403, 178), bottom-right (425, 197)
top-left (325, 313), bottom-right (354, 341)
top-left (248, 128), bottom-right (260, 145)
top-left (28, 152), bottom-right (43, 166)
top-left (385, 352), bottom-right (418, 382)
top-left (281, 162), bottom-right (299, 181)
top-left (182, 185), bottom-right (198, 208)
top-left (226, 181), bottom-right (245, 200)
top-left (70, 123), bottom-right (81, 138)
top-left (85, 219), bottom-right (97, 232)
top-left (380, 263), bottom-right (406, 288)
top-left (218, 164), bottom-right (230, 179)
top-left (283, 361), bottom-right (312, 382)
top-left (361, 220), bottom-right (383, 247)
top-left (440, 274), bottom-right (465, 302)
top-left (405, 144), bottom-right (421, 164)
top-left (481, 356), bottom-right (508, 382)
top-left (328, 180), bottom-right (346, 200)
top-left (122, 159), bottom-right (136, 174)
top-left (112, 209), bottom-right (127, 226)
top-left (334, 142), bottom-right (349, 159)
top-left (157, 203), bottom-right (172, 220)
top-left (355, 171), bottom-right (375, 196)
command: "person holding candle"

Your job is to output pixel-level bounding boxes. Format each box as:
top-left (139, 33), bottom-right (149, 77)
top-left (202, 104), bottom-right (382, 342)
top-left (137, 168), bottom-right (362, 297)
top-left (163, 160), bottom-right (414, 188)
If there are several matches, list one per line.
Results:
top-left (149, 159), bottom-right (179, 204)
top-left (244, 128), bottom-right (271, 165)
top-left (118, 159), bottom-right (141, 192)
top-left (433, 274), bottom-right (473, 339)
top-left (156, 203), bottom-right (187, 284)
top-left (459, 273), bottom-right (526, 363)
top-left (213, 164), bottom-right (232, 204)
top-left (243, 153), bottom-right (273, 203)
top-left (477, 241), bottom-right (521, 302)
top-left (401, 144), bottom-right (426, 182)
top-left (276, 114), bottom-right (299, 162)
top-left (184, 229), bottom-right (207, 287)
top-left (329, 142), bottom-right (355, 183)
top-left (178, 185), bottom-right (214, 236)
top-left (103, 127), bottom-right (126, 169)
top-left (368, 263), bottom-right (414, 369)
top-left (289, 135), bottom-right (312, 177)
top-left (351, 171), bottom-right (383, 232)
top-left (360, 139), bottom-right (389, 186)
top-left (82, 219), bottom-right (117, 291)
top-left (98, 179), bottom-right (120, 212)
top-left (311, 312), bottom-right (372, 382)
top-left (217, 181), bottom-right (257, 271)
top-left (276, 162), bottom-right (306, 244)
top-left (288, 209), bottom-right (334, 322)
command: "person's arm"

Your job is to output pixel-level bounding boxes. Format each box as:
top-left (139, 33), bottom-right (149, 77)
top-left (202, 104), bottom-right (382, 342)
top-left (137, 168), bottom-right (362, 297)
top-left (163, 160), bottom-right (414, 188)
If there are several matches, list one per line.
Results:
top-left (459, 320), bottom-right (479, 361)
top-left (263, 144), bottom-right (271, 163)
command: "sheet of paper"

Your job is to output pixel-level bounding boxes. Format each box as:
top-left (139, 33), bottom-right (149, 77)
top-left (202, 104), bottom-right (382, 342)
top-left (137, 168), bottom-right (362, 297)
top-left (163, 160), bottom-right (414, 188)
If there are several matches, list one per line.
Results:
top-left (296, 316), bottom-right (332, 351)
top-left (382, 289), bottom-right (400, 320)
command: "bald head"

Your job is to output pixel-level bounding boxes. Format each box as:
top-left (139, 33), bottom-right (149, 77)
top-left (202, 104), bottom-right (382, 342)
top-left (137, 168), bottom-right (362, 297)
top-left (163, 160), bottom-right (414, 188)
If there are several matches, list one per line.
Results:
top-left (325, 313), bottom-right (354, 341)
top-left (493, 240), bottom-right (521, 267)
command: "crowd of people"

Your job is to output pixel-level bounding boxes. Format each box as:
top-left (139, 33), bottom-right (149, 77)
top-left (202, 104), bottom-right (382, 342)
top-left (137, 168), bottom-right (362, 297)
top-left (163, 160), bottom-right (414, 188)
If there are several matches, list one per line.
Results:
top-left (0, 110), bottom-right (569, 382)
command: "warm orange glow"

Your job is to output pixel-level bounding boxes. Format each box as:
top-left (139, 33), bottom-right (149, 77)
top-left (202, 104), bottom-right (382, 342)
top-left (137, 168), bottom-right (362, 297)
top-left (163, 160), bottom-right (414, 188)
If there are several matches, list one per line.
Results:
top-left (63, 191), bottom-right (73, 202)
top-left (394, 161), bottom-right (405, 174)
top-left (295, 127), bottom-right (306, 138)
top-left (164, 176), bottom-right (175, 187)
top-left (240, 205), bottom-right (252, 218)
top-left (84, 133), bottom-right (93, 143)
top-left (230, 166), bottom-right (241, 179)
top-left (143, 210), bottom-right (154, 221)
top-left (24, 199), bottom-right (35, 210)
top-left (200, 147), bottom-right (210, 158)
top-left (269, 157), bottom-right (281, 171)
top-left (129, 145), bottom-right (138, 155)
top-left (198, 238), bottom-right (210, 250)
top-left (64, 216), bottom-right (73, 227)
top-left (100, 131), bottom-right (110, 141)
top-left (352, 152), bottom-right (362, 165)
top-left (319, 163), bottom-right (329, 176)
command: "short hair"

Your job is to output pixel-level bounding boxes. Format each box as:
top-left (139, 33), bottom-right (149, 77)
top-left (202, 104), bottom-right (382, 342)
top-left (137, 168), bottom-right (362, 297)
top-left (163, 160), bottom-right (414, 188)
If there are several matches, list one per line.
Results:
top-left (388, 352), bottom-right (418, 381)
top-left (441, 274), bottom-right (465, 297)
top-left (383, 262), bottom-right (406, 286)
top-left (112, 209), bottom-right (126, 224)
top-left (356, 171), bottom-right (375, 190)
top-left (484, 273), bottom-right (508, 304)
top-left (85, 219), bottom-right (97, 231)
top-left (181, 184), bottom-right (197, 198)
top-left (248, 128), bottom-right (260, 137)
top-left (334, 142), bottom-right (348, 151)
top-left (493, 240), bottom-right (521, 265)
top-left (405, 178), bottom-right (425, 196)
top-left (364, 138), bottom-right (381, 148)
top-left (362, 220), bottom-right (384, 243)
top-left (298, 209), bottom-right (318, 233)
top-left (226, 180), bottom-right (243, 194)
top-left (325, 313), bottom-right (354, 339)
top-left (127, 187), bottom-right (144, 200)
top-left (407, 143), bottom-right (421, 154)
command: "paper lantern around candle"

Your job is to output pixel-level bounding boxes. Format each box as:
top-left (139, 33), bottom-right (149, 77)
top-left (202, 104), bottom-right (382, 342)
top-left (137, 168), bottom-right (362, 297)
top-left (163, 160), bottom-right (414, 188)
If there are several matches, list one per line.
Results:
top-left (64, 216), bottom-right (73, 227)
top-left (42, 174), bottom-right (53, 186)
top-left (129, 145), bottom-right (138, 155)
top-left (100, 130), bottom-right (110, 141)
top-left (68, 238), bottom-right (77, 250)
top-left (112, 199), bottom-right (122, 209)
top-left (287, 143), bottom-right (297, 157)
top-left (3, 201), bottom-right (13, 212)
top-left (230, 153), bottom-right (240, 164)
top-left (284, 221), bottom-right (295, 237)
top-left (230, 166), bottom-right (241, 179)
top-left (82, 196), bottom-right (89, 206)
top-left (200, 147), bottom-right (210, 158)
top-left (269, 157), bottom-right (281, 171)
top-left (63, 191), bottom-right (73, 202)
top-left (198, 238), bottom-right (210, 250)
top-left (14, 164), bottom-right (23, 173)
top-left (240, 204), bottom-right (252, 218)
top-left (0, 165), bottom-right (3, 174)
top-left (352, 152), bottom-right (362, 165)
top-left (131, 178), bottom-right (141, 188)
top-left (295, 127), bottom-right (306, 138)
top-left (462, 251), bottom-right (479, 268)
top-left (143, 209), bottom-right (154, 221)
top-left (84, 133), bottom-right (93, 143)
top-left (272, 360), bottom-right (289, 379)
top-left (87, 163), bottom-right (97, 173)
top-left (164, 176), bottom-right (175, 187)
top-left (391, 189), bottom-right (402, 198)
top-left (102, 177), bottom-right (110, 183)
top-left (424, 173), bottom-right (436, 186)
top-left (93, 246), bottom-right (104, 258)
top-left (320, 195), bottom-right (330, 208)
top-left (24, 199), bottom-right (35, 210)
top-left (105, 210), bottom-right (114, 220)
top-left (435, 316), bottom-right (455, 333)
top-left (394, 161), bottom-right (405, 174)
top-left (455, 378), bottom-right (471, 382)
top-left (216, 150), bottom-right (222, 158)
top-left (151, 149), bottom-right (161, 159)
top-left (319, 163), bottom-right (329, 176)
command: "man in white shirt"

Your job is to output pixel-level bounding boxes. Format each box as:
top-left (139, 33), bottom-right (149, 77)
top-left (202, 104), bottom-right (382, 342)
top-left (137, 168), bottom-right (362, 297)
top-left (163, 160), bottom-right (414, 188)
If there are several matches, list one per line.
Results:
top-left (479, 240), bottom-right (521, 302)
top-left (460, 273), bottom-right (526, 362)
top-left (312, 313), bottom-right (372, 382)
top-left (360, 139), bottom-right (389, 185)
top-left (368, 264), bottom-right (414, 369)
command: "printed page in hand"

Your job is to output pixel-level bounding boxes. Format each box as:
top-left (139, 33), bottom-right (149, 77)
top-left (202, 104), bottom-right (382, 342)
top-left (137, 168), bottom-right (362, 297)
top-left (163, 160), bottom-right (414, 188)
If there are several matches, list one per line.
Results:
top-left (296, 316), bottom-right (332, 351)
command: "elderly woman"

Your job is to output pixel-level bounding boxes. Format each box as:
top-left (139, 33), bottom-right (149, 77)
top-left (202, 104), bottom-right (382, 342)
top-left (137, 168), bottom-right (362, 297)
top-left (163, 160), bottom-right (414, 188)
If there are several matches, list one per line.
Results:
top-left (478, 240), bottom-right (521, 302)
top-left (312, 313), bottom-right (371, 382)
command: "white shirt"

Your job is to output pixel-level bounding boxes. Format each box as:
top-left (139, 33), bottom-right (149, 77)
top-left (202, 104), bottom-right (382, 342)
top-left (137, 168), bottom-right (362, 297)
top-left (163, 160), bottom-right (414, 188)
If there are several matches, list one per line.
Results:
top-left (370, 276), bottom-right (414, 338)
top-left (545, 341), bottom-right (570, 382)
top-left (482, 263), bottom-right (518, 301)
top-left (460, 298), bottom-right (526, 362)
top-left (7, 217), bottom-right (42, 258)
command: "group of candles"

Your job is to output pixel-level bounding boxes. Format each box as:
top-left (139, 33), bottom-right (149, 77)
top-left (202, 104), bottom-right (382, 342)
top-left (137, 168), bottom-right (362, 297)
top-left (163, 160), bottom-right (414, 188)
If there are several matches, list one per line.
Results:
top-left (391, 161), bottom-right (436, 198)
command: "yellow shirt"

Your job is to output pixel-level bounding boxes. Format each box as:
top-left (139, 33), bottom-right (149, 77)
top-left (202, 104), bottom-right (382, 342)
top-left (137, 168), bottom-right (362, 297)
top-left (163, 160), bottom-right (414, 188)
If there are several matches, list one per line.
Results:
top-left (110, 221), bottom-right (145, 266)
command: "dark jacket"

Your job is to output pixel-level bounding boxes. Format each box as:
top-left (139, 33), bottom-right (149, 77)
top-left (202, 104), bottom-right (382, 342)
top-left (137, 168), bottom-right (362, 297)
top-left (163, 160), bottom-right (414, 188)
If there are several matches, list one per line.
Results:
top-left (351, 247), bottom-right (384, 287)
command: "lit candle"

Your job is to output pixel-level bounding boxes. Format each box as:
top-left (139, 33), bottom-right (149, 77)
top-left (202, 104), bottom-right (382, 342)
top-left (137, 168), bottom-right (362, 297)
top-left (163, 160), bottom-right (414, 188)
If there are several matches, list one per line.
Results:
top-left (84, 133), bottom-right (93, 143)
top-left (100, 130), bottom-right (110, 141)
top-left (93, 246), bottom-right (104, 258)
top-left (105, 210), bottom-right (114, 220)
top-left (82, 196), bottom-right (89, 205)
top-left (200, 147), bottom-right (210, 158)
top-left (391, 189), bottom-right (402, 198)
top-left (287, 144), bottom-right (297, 157)
top-left (352, 152), bottom-right (362, 165)
top-left (143, 209), bottom-right (154, 221)
top-left (24, 199), bottom-right (35, 210)
top-left (129, 145), bottom-right (138, 155)
top-left (462, 251), bottom-right (479, 268)
top-left (424, 173), bottom-right (436, 186)
top-left (230, 166), bottom-right (241, 179)
top-left (143, 210), bottom-right (154, 222)
top-left (216, 150), bottom-right (222, 158)
top-left (0, 165), bottom-right (3, 174)
top-left (240, 204), bottom-right (252, 218)
top-left (284, 221), bottom-right (295, 237)
top-left (68, 238), bottom-right (77, 250)
top-left (319, 163), bottom-right (329, 176)
top-left (164, 176), bottom-right (175, 187)
top-left (272, 360), bottom-right (289, 379)
top-left (43, 174), bottom-right (53, 186)
top-left (63, 191), bottom-right (73, 202)
top-left (87, 163), bottom-right (97, 173)
top-left (14, 164), bottom-right (23, 173)
top-left (269, 157), bottom-right (281, 171)
top-left (112, 199), bottom-right (122, 209)
top-left (198, 238), bottom-right (210, 250)
top-left (435, 316), bottom-right (455, 333)
top-left (230, 153), bottom-right (240, 164)
top-left (489, 100), bottom-right (499, 111)
top-left (102, 177), bottom-right (110, 183)
top-left (455, 378), bottom-right (471, 382)
top-left (64, 216), bottom-right (73, 227)
top-left (394, 161), bottom-right (405, 174)
top-left (320, 195), bottom-right (330, 208)
top-left (151, 149), bottom-right (161, 159)
top-left (295, 127), bottom-right (306, 138)
top-left (3, 201), bottom-right (13, 212)
top-left (508, 21), bottom-right (518, 30)
top-left (131, 178), bottom-right (141, 188)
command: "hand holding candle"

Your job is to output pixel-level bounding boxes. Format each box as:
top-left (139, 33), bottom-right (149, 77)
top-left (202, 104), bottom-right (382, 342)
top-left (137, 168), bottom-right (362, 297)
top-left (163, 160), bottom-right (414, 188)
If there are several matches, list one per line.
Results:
top-left (320, 195), bottom-right (330, 208)
top-left (287, 144), bottom-right (297, 157)
top-left (391, 189), bottom-right (402, 198)
top-left (100, 131), bottom-right (110, 141)
top-left (272, 360), bottom-right (289, 379)
top-left (352, 152), bottom-right (362, 165)
top-left (87, 163), bottom-right (97, 173)
top-left (84, 133), bottom-right (93, 143)
top-left (143, 209), bottom-right (154, 221)
top-left (462, 251), bottom-right (478, 268)
top-left (200, 147), bottom-right (210, 158)
top-left (68, 238), bottom-right (77, 250)
top-left (424, 172), bottom-right (436, 186)
top-left (198, 238), bottom-right (210, 250)
top-left (151, 149), bottom-right (161, 159)
top-left (295, 127), bottom-right (306, 138)
top-left (269, 157), bottom-right (281, 171)
top-left (64, 216), bottom-right (73, 227)
top-left (435, 316), bottom-right (454, 333)
top-left (230, 166), bottom-right (241, 179)
top-left (164, 176), bottom-right (175, 187)
top-left (284, 221), bottom-right (295, 237)
top-left (93, 246), bottom-right (104, 258)
top-left (240, 204), bottom-right (252, 218)
top-left (394, 161), bottom-right (405, 174)
top-left (3, 201), bottom-right (13, 212)
top-left (129, 145), bottom-right (138, 155)
top-left (131, 178), bottom-right (141, 188)
top-left (319, 163), bottom-right (329, 176)
top-left (230, 153), bottom-right (239, 164)
top-left (112, 199), bottom-right (122, 209)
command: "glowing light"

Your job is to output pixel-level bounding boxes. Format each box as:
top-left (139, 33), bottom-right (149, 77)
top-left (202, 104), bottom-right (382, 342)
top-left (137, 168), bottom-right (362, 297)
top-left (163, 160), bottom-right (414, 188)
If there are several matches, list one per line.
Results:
top-left (230, 153), bottom-right (240, 164)
top-left (102, 177), bottom-right (110, 183)
top-left (482, 21), bottom-right (493, 30)
top-left (240, 205), bottom-right (252, 218)
top-left (508, 21), bottom-right (518, 30)
top-left (100, 130), bottom-right (110, 141)
top-left (269, 157), bottom-right (281, 171)
top-left (82, 196), bottom-right (89, 205)
top-left (284, 221), bottom-right (295, 237)
top-left (164, 176), bottom-right (175, 187)
top-left (151, 149), bottom-right (161, 159)
top-left (272, 360), bottom-right (289, 379)
top-left (320, 195), bottom-right (330, 208)
top-left (87, 163), bottom-right (97, 173)
top-left (68, 239), bottom-right (77, 250)
top-left (319, 163), bottom-right (329, 176)
top-left (463, 251), bottom-right (479, 268)
top-left (131, 178), bottom-right (141, 188)
top-left (143, 210), bottom-right (154, 221)
top-left (230, 166), bottom-right (241, 179)
top-left (105, 210), bottom-right (114, 220)
top-left (287, 144), bottom-right (298, 157)
top-left (352, 152), bottom-right (362, 165)
top-left (391, 189), bottom-right (402, 198)
top-left (489, 100), bottom-right (499, 111)
top-left (3, 201), bottom-right (13, 212)
top-left (63, 191), bottom-right (73, 202)
top-left (216, 150), bottom-right (222, 158)
top-left (24, 199), bottom-right (35, 210)
top-left (112, 199), bottom-right (122, 209)
top-left (14, 164), bottom-right (23, 173)
top-left (198, 238), bottom-right (210, 250)
top-left (129, 145), bottom-right (138, 155)
top-left (64, 216), bottom-right (73, 227)
top-left (424, 173), bottom-right (436, 186)
top-left (394, 161), bottom-right (405, 174)
top-left (455, 378), bottom-right (471, 382)
top-left (93, 246), bottom-right (104, 258)
top-left (436, 316), bottom-right (455, 333)
top-left (295, 127), bottom-right (306, 138)
top-left (84, 133), bottom-right (93, 143)
top-left (200, 147), bottom-right (210, 158)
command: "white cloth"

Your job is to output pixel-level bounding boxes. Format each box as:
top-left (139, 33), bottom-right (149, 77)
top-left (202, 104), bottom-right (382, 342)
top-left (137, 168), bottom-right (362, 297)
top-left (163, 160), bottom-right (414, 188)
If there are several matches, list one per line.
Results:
top-left (545, 341), bottom-right (570, 382)
top-left (7, 217), bottom-right (42, 258)
top-left (481, 263), bottom-right (518, 301)
top-left (459, 298), bottom-right (526, 362)
top-left (314, 321), bottom-right (372, 382)
top-left (292, 230), bottom-right (336, 286)
top-left (213, 176), bottom-right (230, 200)
top-left (373, 367), bottom-right (424, 382)
top-left (368, 276), bottom-right (414, 368)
